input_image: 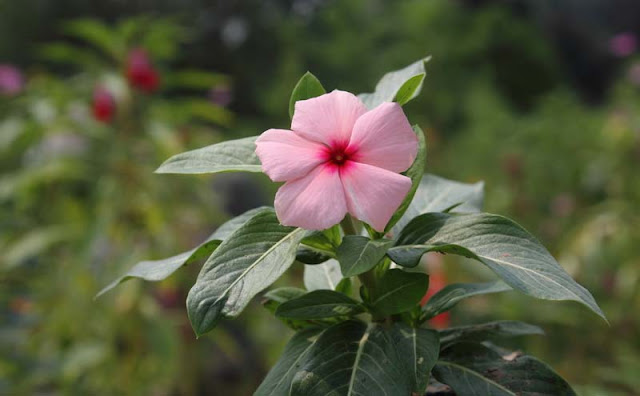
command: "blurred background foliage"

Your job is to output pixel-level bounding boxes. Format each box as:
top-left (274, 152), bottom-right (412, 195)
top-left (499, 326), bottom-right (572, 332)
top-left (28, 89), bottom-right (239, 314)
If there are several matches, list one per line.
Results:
top-left (1, 0), bottom-right (639, 394)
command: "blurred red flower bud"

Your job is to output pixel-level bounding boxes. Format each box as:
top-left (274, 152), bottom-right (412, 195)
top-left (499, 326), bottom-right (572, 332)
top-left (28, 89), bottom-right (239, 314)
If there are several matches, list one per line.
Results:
top-left (92, 86), bottom-right (116, 123)
top-left (126, 48), bottom-right (160, 93)
top-left (420, 264), bottom-right (451, 329)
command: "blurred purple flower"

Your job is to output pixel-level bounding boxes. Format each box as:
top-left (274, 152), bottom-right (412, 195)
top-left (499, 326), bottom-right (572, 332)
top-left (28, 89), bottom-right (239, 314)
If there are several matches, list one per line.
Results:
top-left (209, 84), bottom-right (233, 107)
top-left (609, 33), bottom-right (637, 57)
top-left (0, 64), bottom-right (24, 96)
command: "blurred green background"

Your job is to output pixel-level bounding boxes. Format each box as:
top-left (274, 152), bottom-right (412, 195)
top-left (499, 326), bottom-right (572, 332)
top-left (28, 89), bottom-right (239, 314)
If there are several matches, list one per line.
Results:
top-left (1, 0), bottom-right (639, 395)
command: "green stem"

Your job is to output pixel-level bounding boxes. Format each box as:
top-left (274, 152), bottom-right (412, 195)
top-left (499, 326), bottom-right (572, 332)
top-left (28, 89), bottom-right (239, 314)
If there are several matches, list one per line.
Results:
top-left (340, 215), bottom-right (358, 236)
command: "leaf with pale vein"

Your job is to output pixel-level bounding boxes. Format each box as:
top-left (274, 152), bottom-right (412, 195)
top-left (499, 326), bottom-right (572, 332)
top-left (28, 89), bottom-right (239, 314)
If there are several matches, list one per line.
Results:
top-left (96, 207), bottom-right (266, 297)
top-left (369, 269), bottom-right (429, 316)
top-left (276, 290), bottom-right (364, 319)
top-left (422, 280), bottom-right (512, 320)
top-left (254, 328), bottom-right (321, 396)
top-left (391, 174), bottom-right (484, 236)
top-left (155, 136), bottom-right (261, 174)
top-left (391, 323), bottom-right (440, 394)
top-left (390, 212), bottom-right (605, 320)
top-left (337, 236), bottom-right (393, 277)
top-left (433, 342), bottom-right (576, 395)
top-left (439, 320), bottom-right (544, 346)
top-left (187, 208), bottom-right (306, 335)
top-left (289, 321), bottom-right (413, 396)
top-left (358, 57), bottom-right (430, 109)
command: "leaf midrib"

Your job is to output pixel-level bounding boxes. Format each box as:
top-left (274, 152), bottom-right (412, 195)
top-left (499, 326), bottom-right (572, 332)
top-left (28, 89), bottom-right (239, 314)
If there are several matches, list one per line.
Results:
top-left (436, 361), bottom-right (516, 395)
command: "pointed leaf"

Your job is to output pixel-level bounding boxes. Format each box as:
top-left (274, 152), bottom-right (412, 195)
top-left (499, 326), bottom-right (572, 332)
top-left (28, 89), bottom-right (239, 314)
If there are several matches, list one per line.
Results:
top-left (439, 320), bottom-right (544, 347)
top-left (187, 208), bottom-right (306, 336)
top-left (390, 213), bottom-right (605, 320)
top-left (303, 259), bottom-right (343, 291)
top-left (391, 174), bottom-right (484, 236)
top-left (336, 236), bottom-right (393, 277)
top-left (422, 281), bottom-right (512, 320)
top-left (358, 57), bottom-right (430, 109)
top-left (290, 321), bottom-right (413, 396)
top-left (96, 207), bottom-right (266, 297)
top-left (392, 323), bottom-right (440, 394)
top-left (254, 328), bottom-right (322, 396)
top-left (433, 342), bottom-right (576, 395)
top-left (385, 125), bottom-right (427, 233)
top-left (155, 136), bottom-right (261, 174)
top-left (276, 290), bottom-right (364, 319)
top-left (262, 287), bottom-right (332, 331)
top-left (369, 269), bottom-right (429, 316)
top-left (289, 72), bottom-right (326, 119)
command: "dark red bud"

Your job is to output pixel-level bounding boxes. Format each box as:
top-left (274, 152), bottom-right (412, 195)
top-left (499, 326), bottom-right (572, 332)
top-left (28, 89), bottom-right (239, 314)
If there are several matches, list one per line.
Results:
top-left (126, 48), bottom-right (160, 93)
top-left (92, 86), bottom-right (116, 123)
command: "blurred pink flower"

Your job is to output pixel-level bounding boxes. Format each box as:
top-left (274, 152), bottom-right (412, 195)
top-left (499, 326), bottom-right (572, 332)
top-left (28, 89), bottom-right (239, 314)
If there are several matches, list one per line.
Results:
top-left (255, 90), bottom-right (417, 231)
top-left (126, 48), bottom-right (160, 93)
top-left (92, 85), bottom-right (116, 123)
top-left (609, 33), bottom-right (637, 57)
top-left (0, 64), bottom-right (24, 96)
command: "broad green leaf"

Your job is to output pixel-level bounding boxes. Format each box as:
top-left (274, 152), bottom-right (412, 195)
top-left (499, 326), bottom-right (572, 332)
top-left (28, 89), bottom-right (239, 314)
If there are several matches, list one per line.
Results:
top-left (385, 125), bottom-right (426, 233)
top-left (300, 226), bottom-right (340, 258)
top-left (336, 236), bottom-right (393, 277)
top-left (96, 207), bottom-right (265, 298)
top-left (433, 342), bottom-right (576, 395)
top-left (303, 259), bottom-right (343, 291)
top-left (392, 323), bottom-right (440, 394)
top-left (422, 281), bottom-right (512, 320)
top-left (389, 213), bottom-right (605, 320)
top-left (276, 290), bottom-right (364, 319)
top-left (369, 269), bottom-right (429, 316)
top-left (155, 136), bottom-right (261, 174)
top-left (391, 174), bottom-right (484, 237)
top-left (358, 57), bottom-right (431, 109)
top-left (289, 72), bottom-right (326, 119)
top-left (290, 321), bottom-right (413, 396)
top-left (187, 208), bottom-right (306, 336)
top-left (262, 287), bottom-right (326, 331)
top-left (254, 328), bottom-right (322, 396)
top-left (439, 320), bottom-right (544, 347)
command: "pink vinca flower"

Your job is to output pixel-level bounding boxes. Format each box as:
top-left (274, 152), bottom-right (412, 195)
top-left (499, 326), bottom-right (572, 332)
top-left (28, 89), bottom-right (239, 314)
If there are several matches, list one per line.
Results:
top-left (255, 90), bottom-right (418, 231)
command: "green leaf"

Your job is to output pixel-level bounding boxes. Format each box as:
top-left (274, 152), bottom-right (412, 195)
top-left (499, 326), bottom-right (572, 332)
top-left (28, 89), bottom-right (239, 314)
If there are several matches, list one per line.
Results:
top-left (96, 207), bottom-right (265, 298)
top-left (385, 125), bottom-right (426, 233)
top-left (254, 328), bottom-right (322, 396)
top-left (289, 321), bottom-right (414, 395)
top-left (433, 342), bottom-right (576, 395)
top-left (186, 208), bottom-right (306, 336)
top-left (422, 281), bottom-right (512, 320)
top-left (369, 269), bottom-right (429, 316)
top-left (391, 174), bottom-right (484, 237)
top-left (165, 70), bottom-right (229, 90)
top-left (303, 259), bottom-right (344, 291)
top-left (155, 136), bottom-right (261, 175)
top-left (336, 236), bottom-right (393, 277)
top-left (262, 287), bottom-right (325, 331)
top-left (439, 320), bottom-right (544, 347)
top-left (392, 323), bottom-right (440, 394)
top-left (276, 290), bottom-right (364, 319)
top-left (289, 72), bottom-right (326, 119)
top-left (62, 19), bottom-right (121, 58)
top-left (358, 57), bottom-right (430, 109)
top-left (390, 213), bottom-right (606, 320)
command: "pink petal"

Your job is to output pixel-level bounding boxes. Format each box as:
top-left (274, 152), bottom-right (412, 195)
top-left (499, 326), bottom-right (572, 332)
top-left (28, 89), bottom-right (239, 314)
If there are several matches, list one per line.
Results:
top-left (291, 90), bottom-right (367, 146)
top-left (341, 161), bottom-right (412, 232)
top-left (255, 129), bottom-right (327, 182)
top-left (349, 102), bottom-right (418, 173)
top-left (275, 164), bottom-right (348, 230)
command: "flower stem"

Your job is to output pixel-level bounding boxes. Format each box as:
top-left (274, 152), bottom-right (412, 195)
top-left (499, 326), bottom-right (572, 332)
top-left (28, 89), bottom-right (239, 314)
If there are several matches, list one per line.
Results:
top-left (340, 215), bottom-right (358, 236)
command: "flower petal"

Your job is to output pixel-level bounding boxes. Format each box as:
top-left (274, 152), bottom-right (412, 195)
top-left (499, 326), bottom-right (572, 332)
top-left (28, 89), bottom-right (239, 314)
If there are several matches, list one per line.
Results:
top-left (291, 90), bottom-right (367, 146)
top-left (349, 102), bottom-right (418, 173)
top-left (255, 129), bottom-right (327, 182)
top-left (275, 164), bottom-right (348, 230)
top-left (341, 161), bottom-right (412, 232)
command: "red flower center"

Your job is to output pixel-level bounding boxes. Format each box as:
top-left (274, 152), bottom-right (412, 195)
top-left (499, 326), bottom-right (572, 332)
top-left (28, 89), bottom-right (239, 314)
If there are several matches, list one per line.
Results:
top-left (325, 142), bottom-right (356, 166)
